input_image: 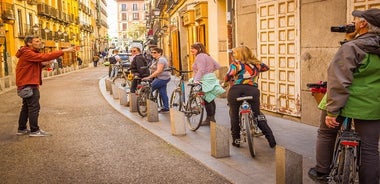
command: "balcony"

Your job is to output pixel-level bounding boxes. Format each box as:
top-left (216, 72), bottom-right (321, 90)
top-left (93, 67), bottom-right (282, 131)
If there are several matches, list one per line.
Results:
top-left (37, 4), bottom-right (50, 16)
top-left (50, 7), bottom-right (58, 19)
top-left (1, 3), bottom-right (15, 24)
top-left (26, 0), bottom-right (38, 5)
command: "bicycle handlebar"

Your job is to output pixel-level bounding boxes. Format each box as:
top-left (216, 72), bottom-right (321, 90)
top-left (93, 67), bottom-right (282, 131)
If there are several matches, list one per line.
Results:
top-left (306, 81), bottom-right (327, 88)
top-left (169, 66), bottom-right (192, 74)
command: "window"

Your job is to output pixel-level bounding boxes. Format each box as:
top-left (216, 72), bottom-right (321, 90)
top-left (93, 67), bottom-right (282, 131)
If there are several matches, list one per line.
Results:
top-left (17, 10), bottom-right (23, 36)
top-left (122, 13), bottom-right (126, 21)
top-left (132, 4), bottom-right (138, 11)
top-left (121, 4), bottom-right (126, 11)
top-left (122, 23), bottom-right (127, 31)
top-left (133, 13), bottom-right (139, 20)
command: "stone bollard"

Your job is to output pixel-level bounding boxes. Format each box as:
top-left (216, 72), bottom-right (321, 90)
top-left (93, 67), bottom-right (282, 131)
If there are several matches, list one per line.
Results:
top-left (147, 99), bottom-right (159, 122)
top-left (111, 83), bottom-right (119, 99)
top-left (169, 109), bottom-right (186, 136)
top-left (276, 146), bottom-right (303, 184)
top-left (105, 78), bottom-right (112, 92)
top-left (210, 122), bottom-right (230, 158)
top-left (129, 93), bottom-right (138, 112)
top-left (118, 87), bottom-right (128, 106)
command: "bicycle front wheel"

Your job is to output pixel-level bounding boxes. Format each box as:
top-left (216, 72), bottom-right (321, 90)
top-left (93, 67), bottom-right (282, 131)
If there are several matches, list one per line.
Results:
top-left (137, 88), bottom-right (149, 117)
top-left (244, 113), bottom-right (255, 157)
top-left (170, 89), bottom-right (182, 111)
top-left (186, 95), bottom-right (204, 131)
top-left (113, 76), bottom-right (127, 88)
top-left (342, 147), bottom-right (357, 183)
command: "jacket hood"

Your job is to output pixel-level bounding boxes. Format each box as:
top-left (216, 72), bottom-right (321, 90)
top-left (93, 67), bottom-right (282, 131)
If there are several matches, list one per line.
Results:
top-left (16, 46), bottom-right (29, 58)
top-left (354, 33), bottom-right (380, 56)
top-left (15, 46), bottom-right (39, 58)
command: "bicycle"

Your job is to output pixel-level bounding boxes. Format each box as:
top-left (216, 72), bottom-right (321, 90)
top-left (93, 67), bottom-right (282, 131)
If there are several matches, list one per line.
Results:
top-left (169, 67), bottom-right (205, 131)
top-left (236, 96), bottom-right (264, 158)
top-left (306, 81), bottom-right (360, 183)
top-left (136, 79), bottom-right (162, 117)
top-left (112, 64), bottom-right (133, 89)
top-left (327, 117), bottom-right (360, 184)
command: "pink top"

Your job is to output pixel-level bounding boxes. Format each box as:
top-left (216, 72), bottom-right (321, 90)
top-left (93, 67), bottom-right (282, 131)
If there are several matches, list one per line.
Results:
top-left (192, 53), bottom-right (220, 82)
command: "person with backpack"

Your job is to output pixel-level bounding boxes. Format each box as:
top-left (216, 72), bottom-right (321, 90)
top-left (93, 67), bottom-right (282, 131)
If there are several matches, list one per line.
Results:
top-left (109, 49), bottom-right (121, 78)
top-left (129, 47), bottom-right (150, 93)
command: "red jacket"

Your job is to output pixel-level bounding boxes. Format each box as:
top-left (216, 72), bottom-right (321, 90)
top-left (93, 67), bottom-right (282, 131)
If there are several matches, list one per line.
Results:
top-left (16, 46), bottom-right (63, 87)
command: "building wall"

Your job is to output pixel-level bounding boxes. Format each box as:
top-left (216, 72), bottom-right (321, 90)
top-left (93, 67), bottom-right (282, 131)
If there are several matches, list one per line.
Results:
top-left (300, 0), bottom-right (347, 125)
top-left (116, 0), bottom-right (146, 50)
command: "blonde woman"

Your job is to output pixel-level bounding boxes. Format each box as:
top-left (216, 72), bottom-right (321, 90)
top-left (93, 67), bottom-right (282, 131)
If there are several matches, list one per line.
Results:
top-left (224, 45), bottom-right (276, 148)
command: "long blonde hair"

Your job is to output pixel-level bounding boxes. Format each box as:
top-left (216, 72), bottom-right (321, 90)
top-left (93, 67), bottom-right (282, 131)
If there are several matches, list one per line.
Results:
top-left (232, 45), bottom-right (260, 65)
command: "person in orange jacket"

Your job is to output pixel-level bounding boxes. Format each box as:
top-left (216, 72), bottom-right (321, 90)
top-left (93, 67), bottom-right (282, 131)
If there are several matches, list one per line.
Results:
top-left (15, 35), bottom-right (75, 137)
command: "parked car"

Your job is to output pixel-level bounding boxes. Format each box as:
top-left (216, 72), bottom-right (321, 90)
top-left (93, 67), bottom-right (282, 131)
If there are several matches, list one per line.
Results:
top-left (118, 53), bottom-right (131, 68)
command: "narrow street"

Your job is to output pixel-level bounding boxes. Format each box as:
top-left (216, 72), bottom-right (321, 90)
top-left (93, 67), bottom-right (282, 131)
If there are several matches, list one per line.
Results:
top-left (0, 67), bottom-right (230, 184)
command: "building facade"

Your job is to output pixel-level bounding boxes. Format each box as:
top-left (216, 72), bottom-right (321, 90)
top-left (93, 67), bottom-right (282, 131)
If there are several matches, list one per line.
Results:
top-left (147, 0), bottom-right (380, 126)
top-left (0, 0), bottom-right (108, 92)
top-left (115, 0), bottom-right (146, 51)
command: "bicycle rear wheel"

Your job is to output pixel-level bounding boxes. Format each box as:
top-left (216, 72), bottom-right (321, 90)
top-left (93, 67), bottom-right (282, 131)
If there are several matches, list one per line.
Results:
top-left (186, 95), bottom-right (204, 131)
top-left (170, 89), bottom-right (182, 111)
top-left (113, 76), bottom-right (127, 88)
top-left (137, 88), bottom-right (149, 117)
top-left (342, 147), bottom-right (357, 183)
top-left (244, 113), bottom-right (255, 157)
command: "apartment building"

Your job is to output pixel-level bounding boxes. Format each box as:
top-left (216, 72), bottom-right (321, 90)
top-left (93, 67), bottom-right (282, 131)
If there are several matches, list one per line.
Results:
top-left (115, 0), bottom-right (146, 51)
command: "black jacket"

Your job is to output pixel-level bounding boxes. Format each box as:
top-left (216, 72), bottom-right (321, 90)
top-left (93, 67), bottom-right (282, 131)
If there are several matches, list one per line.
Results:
top-left (130, 54), bottom-right (150, 77)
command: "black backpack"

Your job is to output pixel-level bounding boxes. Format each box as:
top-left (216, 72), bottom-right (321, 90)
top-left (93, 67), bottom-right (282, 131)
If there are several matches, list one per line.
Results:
top-left (109, 56), bottom-right (117, 64)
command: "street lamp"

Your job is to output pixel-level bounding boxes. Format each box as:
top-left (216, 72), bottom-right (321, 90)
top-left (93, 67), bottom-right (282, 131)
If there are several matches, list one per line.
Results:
top-left (44, 27), bottom-right (50, 33)
top-left (32, 24), bottom-right (39, 32)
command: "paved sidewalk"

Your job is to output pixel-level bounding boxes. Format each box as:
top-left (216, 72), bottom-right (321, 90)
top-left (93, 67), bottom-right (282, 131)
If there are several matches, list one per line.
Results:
top-left (99, 77), bottom-right (318, 184)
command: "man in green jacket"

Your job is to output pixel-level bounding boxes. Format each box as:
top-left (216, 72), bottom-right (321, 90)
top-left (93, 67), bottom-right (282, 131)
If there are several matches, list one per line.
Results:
top-left (309, 8), bottom-right (380, 183)
top-left (16, 35), bottom-right (75, 137)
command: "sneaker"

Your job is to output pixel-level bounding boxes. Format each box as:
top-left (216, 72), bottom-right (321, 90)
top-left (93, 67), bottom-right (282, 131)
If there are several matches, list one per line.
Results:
top-left (232, 138), bottom-right (240, 148)
top-left (29, 130), bottom-right (51, 137)
top-left (158, 109), bottom-right (170, 114)
top-left (16, 129), bottom-right (30, 135)
top-left (308, 167), bottom-right (328, 181)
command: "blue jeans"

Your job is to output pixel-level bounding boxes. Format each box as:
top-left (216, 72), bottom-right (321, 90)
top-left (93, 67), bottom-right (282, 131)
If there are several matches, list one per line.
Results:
top-left (18, 88), bottom-right (41, 132)
top-left (151, 78), bottom-right (170, 110)
top-left (110, 65), bottom-right (119, 78)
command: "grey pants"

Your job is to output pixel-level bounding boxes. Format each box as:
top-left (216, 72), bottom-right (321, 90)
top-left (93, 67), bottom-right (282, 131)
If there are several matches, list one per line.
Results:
top-left (315, 110), bottom-right (380, 184)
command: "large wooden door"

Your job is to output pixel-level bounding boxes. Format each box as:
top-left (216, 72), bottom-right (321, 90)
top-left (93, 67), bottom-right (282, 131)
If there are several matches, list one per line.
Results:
top-left (257, 0), bottom-right (300, 117)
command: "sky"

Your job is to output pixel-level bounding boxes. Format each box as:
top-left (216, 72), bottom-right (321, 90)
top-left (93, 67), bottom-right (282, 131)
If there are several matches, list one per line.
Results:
top-left (107, 0), bottom-right (118, 38)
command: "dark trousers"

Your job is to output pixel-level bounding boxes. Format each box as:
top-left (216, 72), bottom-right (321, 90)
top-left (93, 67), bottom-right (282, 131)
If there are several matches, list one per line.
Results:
top-left (204, 100), bottom-right (216, 117)
top-left (18, 88), bottom-right (40, 132)
top-left (315, 110), bottom-right (380, 184)
top-left (130, 78), bottom-right (141, 93)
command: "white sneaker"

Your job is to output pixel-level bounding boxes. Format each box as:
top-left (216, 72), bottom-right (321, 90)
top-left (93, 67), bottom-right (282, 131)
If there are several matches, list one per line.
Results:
top-left (29, 130), bottom-right (51, 137)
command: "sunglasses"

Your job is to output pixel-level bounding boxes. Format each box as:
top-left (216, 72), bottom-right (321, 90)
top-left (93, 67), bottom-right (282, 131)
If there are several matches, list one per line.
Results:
top-left (151, 51), bottom-right (158, 54)
top-left (131, 50), bottom-right (137, 52)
